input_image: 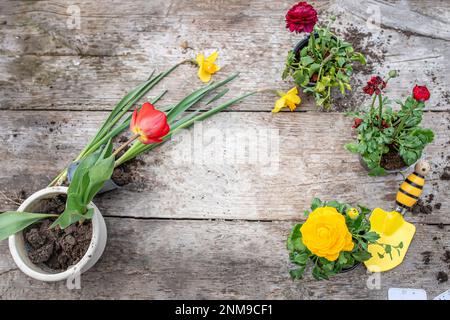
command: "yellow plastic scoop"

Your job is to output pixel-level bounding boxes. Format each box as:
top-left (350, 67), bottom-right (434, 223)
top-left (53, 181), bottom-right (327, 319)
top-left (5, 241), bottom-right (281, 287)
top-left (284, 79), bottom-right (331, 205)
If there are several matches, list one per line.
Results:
top-left (364, 161), bottom-right (430, 272)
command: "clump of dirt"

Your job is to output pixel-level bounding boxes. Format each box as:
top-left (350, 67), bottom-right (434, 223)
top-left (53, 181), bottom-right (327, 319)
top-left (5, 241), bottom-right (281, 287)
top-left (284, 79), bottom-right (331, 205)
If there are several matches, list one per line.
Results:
top-left (23, 195), bottom-right (92, 271)
top-left (421, 251), bottom-right (432, 265)
top-left (434, 203), bottom-right (442, 210)
top-left (442, 250), bottom-right (450, 264)
top-left (110, 135), bottom-right (147, 187)
top-left (380, 148), bottom-right (407, 170)
top-left (111, 158), bottom-right (146, 187)
top-left (440, 167), bottom-right (450, 180)
top-left (412, 199), bottom-right (433, 215)
top-left (437, 271), bottom-right (448, 283)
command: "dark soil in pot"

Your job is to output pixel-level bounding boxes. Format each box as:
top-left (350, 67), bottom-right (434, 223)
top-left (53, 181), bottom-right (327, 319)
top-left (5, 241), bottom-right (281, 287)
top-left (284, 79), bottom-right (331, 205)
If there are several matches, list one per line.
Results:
top-left (23, 195), bottom-right (92, 271)
top-left (380, 147), bottom-right (407, 171)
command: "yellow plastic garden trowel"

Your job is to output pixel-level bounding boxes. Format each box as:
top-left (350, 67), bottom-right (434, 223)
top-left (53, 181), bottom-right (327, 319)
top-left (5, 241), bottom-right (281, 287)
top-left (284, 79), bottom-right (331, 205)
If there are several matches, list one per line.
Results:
top-left (364, 161), bottom-right (431, 272)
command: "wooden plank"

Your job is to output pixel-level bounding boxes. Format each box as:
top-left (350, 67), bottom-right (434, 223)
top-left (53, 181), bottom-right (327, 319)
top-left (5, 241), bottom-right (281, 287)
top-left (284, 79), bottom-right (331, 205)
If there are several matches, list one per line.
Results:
top-left (0, 218), bottom-right (448, 299)
top-left (1, 110), bottom-right (449, 223)
top-left (0, 0), bottom-right (449, 111)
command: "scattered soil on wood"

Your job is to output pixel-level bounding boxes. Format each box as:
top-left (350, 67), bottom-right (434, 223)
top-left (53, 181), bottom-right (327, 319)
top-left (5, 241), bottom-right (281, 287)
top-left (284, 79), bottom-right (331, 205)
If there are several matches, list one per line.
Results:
top-left (380, 147), bottom-right (407, 170)
top-left (23, 195), bottom-right (92, 271)
top-left (437, 271), bottom-right (448, 283)
top-left (341, 26), bottom-right (384, 75)
top-left (412, 199), bottom-right (433, 215)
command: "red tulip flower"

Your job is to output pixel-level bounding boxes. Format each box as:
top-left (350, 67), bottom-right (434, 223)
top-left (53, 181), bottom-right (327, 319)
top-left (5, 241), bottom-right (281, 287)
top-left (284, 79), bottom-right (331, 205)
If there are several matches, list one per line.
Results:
top-left (130, 102), bottom-right (170, 144)
top-left (412, 85), bottom-right (430, 102)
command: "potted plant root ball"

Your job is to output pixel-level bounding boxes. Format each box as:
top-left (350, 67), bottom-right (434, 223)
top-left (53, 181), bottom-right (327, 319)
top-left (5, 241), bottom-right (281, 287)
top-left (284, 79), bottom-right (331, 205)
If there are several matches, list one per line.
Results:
top-left (281, 1), bottom-right (366, 109)
top-left (345, 71), bottom-right (434, 176)
top-left (0, 142), bottom-right (115, 281)
top-left (287, 198), bottom-right (400, 280)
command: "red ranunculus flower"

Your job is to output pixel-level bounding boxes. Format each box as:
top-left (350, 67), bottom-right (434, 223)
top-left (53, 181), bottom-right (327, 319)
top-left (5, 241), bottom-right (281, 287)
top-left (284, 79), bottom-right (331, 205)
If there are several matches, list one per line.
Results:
top-left (130, 102), bottom-right (170, 144)
top-left (285, 2), bottom-right (318, 33)
top-left (412, 85), bottom-right (430, 102)
top-left (352, 118), bottom-right (363, 128)
top-left (363, 76), bottom-right (386, 96)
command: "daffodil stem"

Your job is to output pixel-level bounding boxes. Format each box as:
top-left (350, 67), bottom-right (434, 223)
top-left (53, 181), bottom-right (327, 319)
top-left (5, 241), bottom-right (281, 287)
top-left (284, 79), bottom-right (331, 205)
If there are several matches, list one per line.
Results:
top-left (112, 133), bottom-right (140, 157)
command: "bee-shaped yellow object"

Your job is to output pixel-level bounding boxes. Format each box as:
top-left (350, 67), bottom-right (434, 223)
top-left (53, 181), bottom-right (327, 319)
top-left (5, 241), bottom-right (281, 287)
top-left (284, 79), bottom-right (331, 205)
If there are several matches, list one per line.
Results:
top-left (396, 161), bottom-right (431, 211)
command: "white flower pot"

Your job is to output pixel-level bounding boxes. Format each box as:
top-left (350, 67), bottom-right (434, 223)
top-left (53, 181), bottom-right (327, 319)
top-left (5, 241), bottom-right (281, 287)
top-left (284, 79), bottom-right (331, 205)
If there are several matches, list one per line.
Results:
top-left (8, 186), bottom-right (107, 282)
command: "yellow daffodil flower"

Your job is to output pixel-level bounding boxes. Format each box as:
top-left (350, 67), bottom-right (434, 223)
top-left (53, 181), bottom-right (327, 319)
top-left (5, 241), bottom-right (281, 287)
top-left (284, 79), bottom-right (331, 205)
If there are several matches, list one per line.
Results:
top-left (272, 87), bottom-right (301, 113)
top-left (195, 51), bottom-right (220, 83)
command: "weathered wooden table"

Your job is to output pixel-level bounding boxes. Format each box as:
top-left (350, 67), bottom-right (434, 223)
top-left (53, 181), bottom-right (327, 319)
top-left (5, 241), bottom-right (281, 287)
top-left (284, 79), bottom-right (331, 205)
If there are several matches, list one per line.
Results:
top-left (0, 0), bottom-right (449, 299)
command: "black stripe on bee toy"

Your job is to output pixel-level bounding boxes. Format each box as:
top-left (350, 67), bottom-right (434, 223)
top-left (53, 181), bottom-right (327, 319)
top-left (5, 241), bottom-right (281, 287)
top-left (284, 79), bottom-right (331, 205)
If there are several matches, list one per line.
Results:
top-left (398, 188), bottom-right (419, 200)
top-left (413, 172), bottom-right (426, 179)
top-left (396, 201), bottom-right (410, 210)
top-left (405, 178), bottom-right (423, 189)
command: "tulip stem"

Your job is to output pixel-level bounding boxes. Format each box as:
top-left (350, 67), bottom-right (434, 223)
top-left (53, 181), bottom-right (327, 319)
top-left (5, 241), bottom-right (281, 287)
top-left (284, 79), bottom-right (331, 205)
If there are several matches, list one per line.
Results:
top-left (112, 133), bottom-right (140, 157)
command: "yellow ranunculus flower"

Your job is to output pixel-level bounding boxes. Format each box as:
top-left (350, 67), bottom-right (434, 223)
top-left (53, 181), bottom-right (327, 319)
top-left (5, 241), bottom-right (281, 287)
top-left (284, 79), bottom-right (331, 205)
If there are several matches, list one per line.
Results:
top-left (300, 207), bottom-right (354, 261)
top-left (272, 87), bottom-right (301, 113)
top-left (347, 208), bottom-right (359, 220)
top-left (196, 51), bottom-right (220, 83)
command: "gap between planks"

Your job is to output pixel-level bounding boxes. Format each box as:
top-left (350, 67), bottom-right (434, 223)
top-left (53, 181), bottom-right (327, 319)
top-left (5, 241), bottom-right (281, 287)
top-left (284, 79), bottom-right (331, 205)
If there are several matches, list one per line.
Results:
top-left (104, 215), bottom-right (450, 227)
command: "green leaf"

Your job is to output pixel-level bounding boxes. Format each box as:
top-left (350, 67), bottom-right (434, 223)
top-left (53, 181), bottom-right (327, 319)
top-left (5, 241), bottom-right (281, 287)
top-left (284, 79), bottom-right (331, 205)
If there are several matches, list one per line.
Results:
top-left (0, 211), bottom-right (58, 241)
top-left (368, 167), bottom-right (387, 177)
top-left (344, 142), bottom-right (359, 153)
top-left (291, 252), bottom-right (309, 265)
top-left (312, 265), bottom-right (329, 280)
top-left (310, 198), bottom-right (323, 210)
top-left (352, 251), bottom-right (372, 262)
top-left (338, 253), bottom-right (348, 265)
top-left (362, 231), bottom-right (380, 243)
top-left (289, 266), bottom-right (306, 279)
top-left (287, 224), bottom-right (306, 252)
top-left (300, 56), bottom-right (315, 66)
top-left (52, 140), bottom-right (115, 229)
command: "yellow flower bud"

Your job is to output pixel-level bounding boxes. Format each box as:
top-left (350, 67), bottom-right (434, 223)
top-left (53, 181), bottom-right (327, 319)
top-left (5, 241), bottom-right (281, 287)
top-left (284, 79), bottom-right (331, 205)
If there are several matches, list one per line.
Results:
top-left (347, 208), bottom-right (359, 220)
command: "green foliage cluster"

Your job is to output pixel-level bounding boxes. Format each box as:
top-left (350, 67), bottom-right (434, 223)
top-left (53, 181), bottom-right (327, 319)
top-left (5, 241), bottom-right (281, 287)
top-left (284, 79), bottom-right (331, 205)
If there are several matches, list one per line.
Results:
top-left (345, 77), bottom-right (434, 176)
top-left (282, 26), bottom-right (366, 108)
top-left (287, 198), bottom-right (402, 280)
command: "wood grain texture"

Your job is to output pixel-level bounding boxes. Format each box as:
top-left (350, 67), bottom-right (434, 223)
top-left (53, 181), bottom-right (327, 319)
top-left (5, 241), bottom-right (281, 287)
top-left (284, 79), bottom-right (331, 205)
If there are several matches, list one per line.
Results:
top-left (0, 218), bottom-right (448, 299)
top-left (1, 110), bottom-right (449, 223)
top-left (0, 0), bottom-right (449, 111)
